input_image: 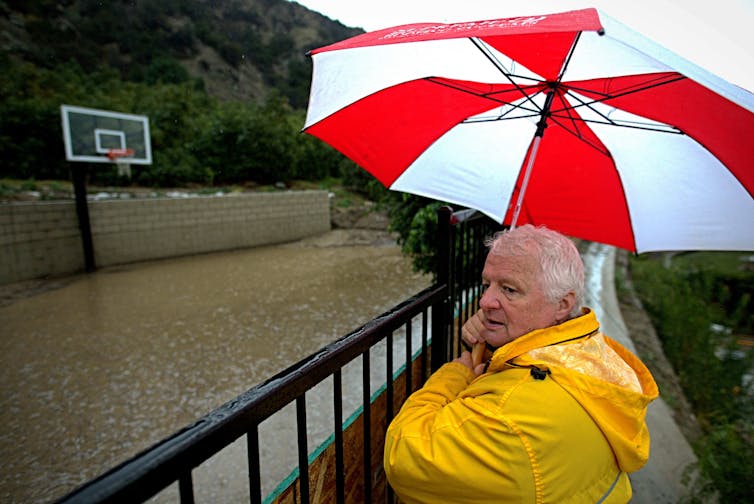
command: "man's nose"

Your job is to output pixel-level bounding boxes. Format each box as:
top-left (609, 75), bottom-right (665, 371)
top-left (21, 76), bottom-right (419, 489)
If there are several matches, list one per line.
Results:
top-left (479, 288), bottom-right (499, 309)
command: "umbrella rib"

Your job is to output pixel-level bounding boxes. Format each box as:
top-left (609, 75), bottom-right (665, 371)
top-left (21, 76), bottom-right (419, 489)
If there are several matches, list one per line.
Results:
top-left (546, 114), bottom-right (611, 156)
top-left (463, 112), bottom-right (543, 123)
top-left (425, 77), bottom-right (544, 119)
top-left (554, 74), bottom-right (686, 133)
top-left (552, 90), bottom-right (584, 138)
top-left (566, 73), bottom-right (686, 101)
top-left (425, 77), bottom-right (537, 106)
top-left (468, 37), bottom-right (543, 113)
top-left (556, 32), bottom-right (581, 81)
top-left (558, 90), bottom-right (622, 127)
top-left (546, 89), bottom-right (678, 158)
top-left (571, 116), bottom-right (683, 134)
top-left (542, 90), bottom-right (612, 156)
top-left (557, 89), bottom-right (683, 134)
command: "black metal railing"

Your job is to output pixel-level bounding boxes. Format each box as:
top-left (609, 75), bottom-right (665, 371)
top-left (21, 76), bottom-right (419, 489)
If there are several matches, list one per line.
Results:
top-left (54, 207), bottom-right (500, 504)
top-left (438, 206), bottom-right (500, 363)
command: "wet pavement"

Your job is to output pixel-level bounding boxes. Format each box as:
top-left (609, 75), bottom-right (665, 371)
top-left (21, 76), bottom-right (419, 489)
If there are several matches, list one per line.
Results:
top-left (0, 235), bottom-right (430, 503)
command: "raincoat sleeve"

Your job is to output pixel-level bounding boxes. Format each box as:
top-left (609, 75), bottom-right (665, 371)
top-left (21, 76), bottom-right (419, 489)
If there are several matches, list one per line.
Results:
top-left (383, 362), bottom-right (535, 503)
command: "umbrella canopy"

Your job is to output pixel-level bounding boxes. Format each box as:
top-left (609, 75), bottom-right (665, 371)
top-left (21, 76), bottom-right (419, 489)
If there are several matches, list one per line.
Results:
top-left (303, 8), bottom-right (754, 253)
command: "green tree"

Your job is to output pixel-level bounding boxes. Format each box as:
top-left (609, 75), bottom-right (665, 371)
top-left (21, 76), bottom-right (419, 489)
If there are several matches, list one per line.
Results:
top-left (187, 95), bottom-right (301, 185)
top-left (0, 59), bottom-right (94, 180)
top-left (127, 81), bottom-right (215, 186)
top-left (387, 195), bottom-right (448, 277)
top-left (143, 57), bottom-right (192, 85)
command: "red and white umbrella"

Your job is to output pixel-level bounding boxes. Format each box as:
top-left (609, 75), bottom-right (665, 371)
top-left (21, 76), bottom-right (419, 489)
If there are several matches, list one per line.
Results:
top-left (303, 8), bottom-right (754, 253)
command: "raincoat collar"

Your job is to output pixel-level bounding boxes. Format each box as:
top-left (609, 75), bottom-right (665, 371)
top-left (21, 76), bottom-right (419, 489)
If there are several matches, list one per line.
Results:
top-left (486, 308), bottom-right (599, 370)
top-left (485, 308), bottom-right (659, 472)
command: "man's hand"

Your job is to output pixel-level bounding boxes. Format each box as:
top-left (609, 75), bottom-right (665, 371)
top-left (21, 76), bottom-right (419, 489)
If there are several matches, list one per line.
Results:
top-left (462, 309), bottom-right (494, 369)
top-left (461, 309), bottom-right (487, 347)
top-left (453, 350), bottom-right (486, 376)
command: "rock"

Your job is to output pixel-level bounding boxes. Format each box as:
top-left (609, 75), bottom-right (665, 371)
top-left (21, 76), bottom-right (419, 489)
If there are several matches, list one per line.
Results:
top-left (331, 204), bottom-right (390, 231)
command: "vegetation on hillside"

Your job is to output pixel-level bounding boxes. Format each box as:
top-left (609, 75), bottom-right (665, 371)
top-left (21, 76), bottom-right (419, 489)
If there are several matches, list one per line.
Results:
top-left (3, 0), bottom-right (361, 106)
top-left (629, 253), bottom-right (753, 502)
top-left (0, 57), bottom-right (353, 187)
top-left (1, 0), bottom-right (366, 189)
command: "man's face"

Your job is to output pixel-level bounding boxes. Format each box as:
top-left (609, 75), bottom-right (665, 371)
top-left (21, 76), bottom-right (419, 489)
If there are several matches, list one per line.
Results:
top-left (479, 249), bottom-right (563, 347)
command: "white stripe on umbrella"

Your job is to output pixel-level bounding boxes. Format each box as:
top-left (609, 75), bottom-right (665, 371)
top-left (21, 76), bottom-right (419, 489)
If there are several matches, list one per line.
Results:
top-left (594, 121), bottom-right (754, 252)
top-left (391, 113), bottom-right (537, 222)
top-left (306, 38), bottom-right (541, 127)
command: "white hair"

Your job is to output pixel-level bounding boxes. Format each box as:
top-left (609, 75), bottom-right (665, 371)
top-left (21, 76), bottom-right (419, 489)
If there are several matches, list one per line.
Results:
top-left (485, 224), bottom-right (584, 316)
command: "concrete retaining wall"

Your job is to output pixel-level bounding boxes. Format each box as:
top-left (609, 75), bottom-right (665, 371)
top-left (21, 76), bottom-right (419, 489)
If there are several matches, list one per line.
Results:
top-left (0, 191), bottom-right (330, 285)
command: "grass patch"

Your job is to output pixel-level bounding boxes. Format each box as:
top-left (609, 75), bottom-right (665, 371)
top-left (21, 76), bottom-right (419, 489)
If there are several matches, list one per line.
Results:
top-left (671, 251), bottom-right (754, 277)
top-left (0, 177), bottom-right (370, 211)
top-left (1, 178), bottom-right (74, 200)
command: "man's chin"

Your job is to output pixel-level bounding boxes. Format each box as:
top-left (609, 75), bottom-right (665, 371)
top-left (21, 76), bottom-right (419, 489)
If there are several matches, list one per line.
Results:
top-left (484, 331), bottom-right (510, 348)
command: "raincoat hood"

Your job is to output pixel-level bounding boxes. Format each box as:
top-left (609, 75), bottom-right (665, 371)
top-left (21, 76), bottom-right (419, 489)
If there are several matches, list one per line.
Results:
top-left (486, 309), bottom-right (659, 472)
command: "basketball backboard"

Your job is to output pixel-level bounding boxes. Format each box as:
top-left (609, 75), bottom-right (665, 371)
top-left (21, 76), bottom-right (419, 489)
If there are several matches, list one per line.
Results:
top-left (60, 105), bottom-right (152, 164)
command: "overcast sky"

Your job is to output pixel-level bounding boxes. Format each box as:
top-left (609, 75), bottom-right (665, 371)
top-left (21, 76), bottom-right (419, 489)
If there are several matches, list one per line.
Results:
top-left (292, 0), bottom-right (754, 92)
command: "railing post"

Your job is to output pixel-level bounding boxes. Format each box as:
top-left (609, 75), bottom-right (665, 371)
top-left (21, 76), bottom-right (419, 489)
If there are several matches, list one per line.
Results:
top-left (432, 206), bottom-right (453, 372)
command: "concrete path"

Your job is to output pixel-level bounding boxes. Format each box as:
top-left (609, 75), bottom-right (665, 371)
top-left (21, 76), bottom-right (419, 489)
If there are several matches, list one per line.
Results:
top-left (582, 243), bottom-right (697, 503)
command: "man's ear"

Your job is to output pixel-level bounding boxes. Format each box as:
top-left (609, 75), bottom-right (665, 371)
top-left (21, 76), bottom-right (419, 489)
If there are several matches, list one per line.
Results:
top-left (556, 291), bottom-right (577, 322)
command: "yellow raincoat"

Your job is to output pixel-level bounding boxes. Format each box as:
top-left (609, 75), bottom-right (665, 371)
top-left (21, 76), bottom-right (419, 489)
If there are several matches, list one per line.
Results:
top-left (384, 309), bottom-right (658, 503)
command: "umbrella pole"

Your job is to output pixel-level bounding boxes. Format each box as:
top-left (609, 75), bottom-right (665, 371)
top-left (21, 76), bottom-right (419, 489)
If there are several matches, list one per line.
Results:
top-left (510, 86), bottom-right (556, 229)
top-left (510, 135), bottom-right (542, 229)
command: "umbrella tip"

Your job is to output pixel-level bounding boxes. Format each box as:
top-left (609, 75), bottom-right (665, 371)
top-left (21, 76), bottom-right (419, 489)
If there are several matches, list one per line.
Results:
top-left (597, 28), bottom-right (605, 36)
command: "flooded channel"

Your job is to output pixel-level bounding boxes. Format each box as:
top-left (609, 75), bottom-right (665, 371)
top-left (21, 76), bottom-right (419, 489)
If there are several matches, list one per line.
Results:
top-left (0, 232), bottom-right (431, 503)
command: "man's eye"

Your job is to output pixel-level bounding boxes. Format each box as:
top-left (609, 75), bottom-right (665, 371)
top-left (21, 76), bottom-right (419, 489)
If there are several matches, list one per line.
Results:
top-left (503, 286), bottom-right (516, 294)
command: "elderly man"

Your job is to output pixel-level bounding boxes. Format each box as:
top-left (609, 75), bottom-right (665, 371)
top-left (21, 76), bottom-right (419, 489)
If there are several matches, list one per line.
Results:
top-left (384, 224), bottom-right (658, 503)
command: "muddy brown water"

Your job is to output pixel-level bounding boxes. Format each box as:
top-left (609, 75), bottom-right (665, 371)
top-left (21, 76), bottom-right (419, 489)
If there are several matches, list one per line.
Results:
top-left (0, 233), bottom-right (430, 503)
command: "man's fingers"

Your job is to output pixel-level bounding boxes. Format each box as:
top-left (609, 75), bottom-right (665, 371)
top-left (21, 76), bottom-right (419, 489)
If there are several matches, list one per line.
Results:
top-left (471, 342), bottom-right (485, 368)
top-left (453, 350), bottom-right (473, 370)
top-left (461, 326), bottom-right (478, 346)
top-left (461, 309), bottom-right (486, 346)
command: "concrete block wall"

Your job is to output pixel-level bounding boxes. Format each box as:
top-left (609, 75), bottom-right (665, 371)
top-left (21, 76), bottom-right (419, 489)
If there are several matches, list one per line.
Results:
top-left (1, 191), bottom-right (330, 285)
top-left (0, 201), bottom-right (84, 283)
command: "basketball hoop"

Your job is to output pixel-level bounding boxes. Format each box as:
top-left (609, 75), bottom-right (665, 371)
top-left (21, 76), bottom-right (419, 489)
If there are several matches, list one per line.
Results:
top-left (107, 148), bottom-right (135, 178)
top-left (107, 148), bottom-right (135, 161)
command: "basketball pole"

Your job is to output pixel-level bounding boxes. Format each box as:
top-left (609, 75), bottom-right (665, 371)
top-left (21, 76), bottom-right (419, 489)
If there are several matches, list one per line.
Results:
top-left (71, 164), bottom-right (96, 273)
top-left (60, 105), bottom-right (150, 274)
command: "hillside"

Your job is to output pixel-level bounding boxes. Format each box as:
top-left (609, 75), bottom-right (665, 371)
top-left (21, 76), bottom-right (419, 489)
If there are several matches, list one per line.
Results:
top-left (1, 0), bottom-right (363, 108)
top-left (0, 0), bottom-right (369, 184)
